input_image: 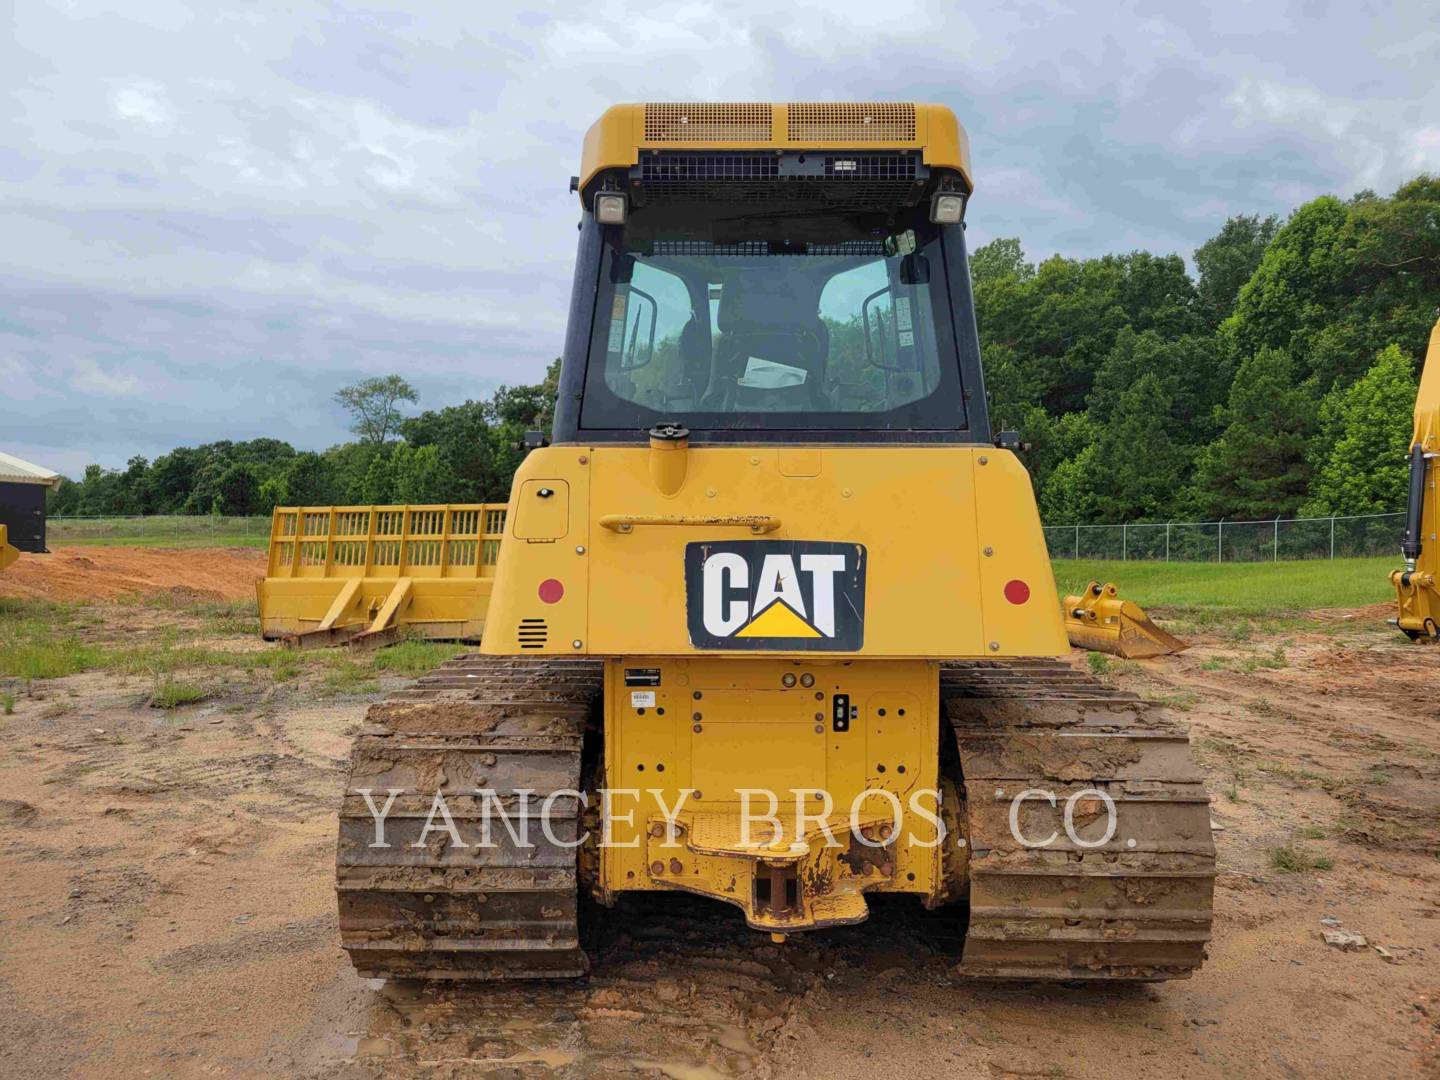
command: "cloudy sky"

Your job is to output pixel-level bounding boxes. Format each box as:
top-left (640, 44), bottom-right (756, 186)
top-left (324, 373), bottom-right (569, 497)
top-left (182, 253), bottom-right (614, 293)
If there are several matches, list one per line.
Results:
top-left (3, 1), bottom-right (1437, 476)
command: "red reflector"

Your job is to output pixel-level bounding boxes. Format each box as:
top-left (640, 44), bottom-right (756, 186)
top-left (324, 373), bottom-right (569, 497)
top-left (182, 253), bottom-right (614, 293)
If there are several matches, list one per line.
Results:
top-left (1004, 579), bottom-right (1030, 605)
top-left (538, 578), bottom-right (564, 604)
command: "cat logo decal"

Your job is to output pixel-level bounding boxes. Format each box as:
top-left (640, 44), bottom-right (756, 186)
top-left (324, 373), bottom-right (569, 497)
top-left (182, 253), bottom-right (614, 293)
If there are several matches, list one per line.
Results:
top-left (685, 541), bottom-right (866, 651)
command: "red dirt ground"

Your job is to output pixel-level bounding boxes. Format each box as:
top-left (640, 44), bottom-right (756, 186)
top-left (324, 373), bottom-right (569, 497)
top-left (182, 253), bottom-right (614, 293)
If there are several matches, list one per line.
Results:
top-left (0, 545), bottom-right (265, 603)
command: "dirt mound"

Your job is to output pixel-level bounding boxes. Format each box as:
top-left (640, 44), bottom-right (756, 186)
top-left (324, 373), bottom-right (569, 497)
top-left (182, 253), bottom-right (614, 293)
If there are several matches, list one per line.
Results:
top-left (0, 545), bottom-right (264, 602)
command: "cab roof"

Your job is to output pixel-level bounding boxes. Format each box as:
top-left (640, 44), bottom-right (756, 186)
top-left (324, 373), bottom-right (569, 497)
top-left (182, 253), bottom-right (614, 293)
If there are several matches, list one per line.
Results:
top-left (578, 102), bottom-right (972, 200)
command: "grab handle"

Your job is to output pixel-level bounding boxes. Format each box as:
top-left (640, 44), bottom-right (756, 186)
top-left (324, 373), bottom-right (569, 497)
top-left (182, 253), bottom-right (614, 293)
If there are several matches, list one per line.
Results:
top-left (599, 514), bottom-right (780, 535)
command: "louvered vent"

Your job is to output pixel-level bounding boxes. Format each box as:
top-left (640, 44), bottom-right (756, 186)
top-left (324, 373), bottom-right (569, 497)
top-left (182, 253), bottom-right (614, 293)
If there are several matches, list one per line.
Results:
top-left (787, 102), bottom-right (916, 142)
top-left (644, 103), bottom-right (772, 142)
top-left (517, 618), bottom-right (548, 650)
top-left (638, 151), bottom-right (919, 210)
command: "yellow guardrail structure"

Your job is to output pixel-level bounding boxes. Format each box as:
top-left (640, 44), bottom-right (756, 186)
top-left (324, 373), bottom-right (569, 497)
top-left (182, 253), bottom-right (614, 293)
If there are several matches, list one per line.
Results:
top-left (0, 525), bottom-right (19, 573)
top-left (258, 504), bottom-right (506, 649)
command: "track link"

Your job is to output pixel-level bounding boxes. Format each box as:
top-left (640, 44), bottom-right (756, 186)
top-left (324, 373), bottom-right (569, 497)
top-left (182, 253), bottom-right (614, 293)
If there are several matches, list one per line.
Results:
top-left (943, 659), bottom-right (1216, 981)
top-left (335, 655), bottom-right (603, 980)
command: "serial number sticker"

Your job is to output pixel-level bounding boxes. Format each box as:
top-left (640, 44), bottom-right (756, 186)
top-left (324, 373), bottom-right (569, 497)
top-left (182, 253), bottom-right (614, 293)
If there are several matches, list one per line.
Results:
top-left (606, 292), bottom-right (629, 352)
top-left (895, 296), bottom-right (913, 332)
top-left (630, 690), bottom-right (656, 708)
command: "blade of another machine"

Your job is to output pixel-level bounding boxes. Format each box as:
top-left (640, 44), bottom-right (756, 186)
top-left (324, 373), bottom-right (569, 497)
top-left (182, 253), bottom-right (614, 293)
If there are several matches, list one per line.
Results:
top-left (1062, 581), bottom-right (1189, 659)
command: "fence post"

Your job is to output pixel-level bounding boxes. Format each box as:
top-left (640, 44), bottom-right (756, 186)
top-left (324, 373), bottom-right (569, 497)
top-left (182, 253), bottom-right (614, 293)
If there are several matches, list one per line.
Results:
top-left (1217, 519), bottom-right (1224, 564)
top-left (1274, 515), bottom-right (1280, 564)
top-left (1074, 525), bottom-right (1079, 561)
top-left (1165, 521), bottom-right (1171, 563)
top-left (1330, 516), bottom-right (1335, 560)
top-left (1122, 523), bottom-right (1128, 562)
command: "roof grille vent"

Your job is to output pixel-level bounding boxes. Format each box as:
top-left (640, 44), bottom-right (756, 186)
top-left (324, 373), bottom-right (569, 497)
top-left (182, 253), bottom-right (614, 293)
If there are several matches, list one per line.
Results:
top-left (787, 102), bottom-right (916, 142)
top-left (644, 103), bottom-right (773, 142)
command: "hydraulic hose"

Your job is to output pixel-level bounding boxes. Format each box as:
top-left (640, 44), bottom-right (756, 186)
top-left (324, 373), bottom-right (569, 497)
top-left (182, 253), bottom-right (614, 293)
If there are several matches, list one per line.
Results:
top-left (1402, 442), bottom-right (1426, 568)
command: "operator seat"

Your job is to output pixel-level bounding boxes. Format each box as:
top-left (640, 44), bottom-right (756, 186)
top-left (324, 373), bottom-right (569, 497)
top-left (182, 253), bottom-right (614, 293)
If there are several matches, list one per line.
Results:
top-left (700, 274), bottom-right (832, 412)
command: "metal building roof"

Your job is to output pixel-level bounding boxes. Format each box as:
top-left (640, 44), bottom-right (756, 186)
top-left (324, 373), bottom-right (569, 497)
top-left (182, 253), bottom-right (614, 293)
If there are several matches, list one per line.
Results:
top-left (0, 451), bottom-right (62, 489)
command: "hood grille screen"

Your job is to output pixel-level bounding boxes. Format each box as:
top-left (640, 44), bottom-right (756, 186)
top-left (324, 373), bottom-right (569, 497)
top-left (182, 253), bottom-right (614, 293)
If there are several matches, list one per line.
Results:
top-left (644, 103), bottom-right (773, 142)
top-left (787, 102), bottom-right (916, 142)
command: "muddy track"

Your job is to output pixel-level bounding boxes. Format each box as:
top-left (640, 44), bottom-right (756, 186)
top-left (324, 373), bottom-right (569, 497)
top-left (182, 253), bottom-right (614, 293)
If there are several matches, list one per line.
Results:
top-left (945, 659), bottom-right (1216, 980)
top-left (335, 655), bottom-right (604, 980)
top-left (337, 653), bottom-right (1215, 985)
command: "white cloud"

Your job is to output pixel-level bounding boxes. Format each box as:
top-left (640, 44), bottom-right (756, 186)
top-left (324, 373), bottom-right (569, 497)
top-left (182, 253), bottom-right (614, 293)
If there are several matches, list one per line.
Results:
top-left (1410, 128), bottom-right (1440, 171)
top-left (69, 358), bottom-right (143, 398)
top-left (112, 81), bottom-right (174, 128)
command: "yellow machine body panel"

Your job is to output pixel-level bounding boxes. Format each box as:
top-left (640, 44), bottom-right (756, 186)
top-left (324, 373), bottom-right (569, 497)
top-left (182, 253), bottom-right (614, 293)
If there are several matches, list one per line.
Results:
top-left (1415, 319), bottom-right (1440, 456)
top-left (598, 657), bottom-right (944, 930)
top-left (579, 102), bottom-right (973, 197)
top-left (1393, 318), bottom-right (1440, 637)
top-left (0, 525), bottom-right (18, 573)
top-left (480, 444), bottom-right (1067, 660)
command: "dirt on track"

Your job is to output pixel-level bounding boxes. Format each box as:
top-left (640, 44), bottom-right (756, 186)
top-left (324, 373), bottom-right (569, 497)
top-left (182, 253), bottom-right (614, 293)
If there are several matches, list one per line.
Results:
top-left (0, 548), bottom-right (1438, 1078)
top-left (0, 545), bottom-right (264, 602)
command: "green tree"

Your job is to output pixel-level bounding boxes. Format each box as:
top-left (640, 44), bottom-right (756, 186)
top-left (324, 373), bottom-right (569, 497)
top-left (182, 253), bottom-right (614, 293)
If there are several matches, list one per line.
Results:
top-left (260, 451), bottom-right (338, 509)
top-left (1038, 445), bottom-right (1101, 526)
top-left (390, 444), bottom-right (459, 503)
top-left (1189, 348), bottom-right (1316, 518)
top-left (1301, 344), bottom-right (1418, 515)
top-left (1089, 374), bottom-right (1194, 521)
top-left (1224, 182), bottom-right (1440, 394)
top-left (148, 446), bottom-right (202, 513)
top-left (211, 463), bottom-right (260, 515)
top-left (1194, 214), bottom-right (1279, 328)
top-left (1223, 196), bottom-right (1352, 371)
top-left (361, 445), bottom-right (398, 504)
top-left (47, 477), bottom-right (81, 516)
top-left (970, 237), bottom-right (1033, 286)
top-left (334, 375), bottom-right (419, 444)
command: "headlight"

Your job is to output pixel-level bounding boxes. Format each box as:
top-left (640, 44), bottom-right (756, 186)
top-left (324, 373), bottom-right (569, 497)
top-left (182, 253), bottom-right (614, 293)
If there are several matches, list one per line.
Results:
top-left (929, 192), bottom-right (966, 224)
top-left (594, 192), bottom-right (627, 225)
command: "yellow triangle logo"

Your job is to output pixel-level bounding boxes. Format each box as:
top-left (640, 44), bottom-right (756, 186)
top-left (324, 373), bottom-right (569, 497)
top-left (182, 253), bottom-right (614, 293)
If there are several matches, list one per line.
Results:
top-left (735, 600), bottom-right (821, 639)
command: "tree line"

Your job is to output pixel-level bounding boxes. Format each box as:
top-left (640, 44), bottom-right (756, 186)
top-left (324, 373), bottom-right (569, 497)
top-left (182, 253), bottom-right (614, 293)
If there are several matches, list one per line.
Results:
top-left (979, 175), bottom-right (1437, 524)
top-left (48, 366), bottom-right (559, 517)
top-left (49, 175), bottom-right (1437, 524)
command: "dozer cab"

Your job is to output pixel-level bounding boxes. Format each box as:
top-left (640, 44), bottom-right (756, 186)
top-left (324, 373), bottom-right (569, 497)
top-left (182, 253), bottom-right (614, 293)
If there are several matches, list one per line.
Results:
top-left (334, 103), bottom-right (1215, 982)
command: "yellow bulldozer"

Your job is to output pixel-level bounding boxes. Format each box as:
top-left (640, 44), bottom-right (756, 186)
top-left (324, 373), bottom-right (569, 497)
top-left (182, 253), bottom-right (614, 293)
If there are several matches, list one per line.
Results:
top-left (297, 103), bottom-right (1215, 982)
top-left (1393, 318), bottom-right (1440, 640)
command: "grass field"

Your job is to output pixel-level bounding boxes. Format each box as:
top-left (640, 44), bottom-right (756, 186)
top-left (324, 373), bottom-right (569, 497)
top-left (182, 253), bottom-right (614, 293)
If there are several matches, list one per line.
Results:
top-left (50, 534), bottom-right (268, 549)
top-left (1050, 555), bottom-right (1397, 615)
top-left (48, 516), bottom-right (269, 549)
top-left (0, 594), bottom-right (462, 686)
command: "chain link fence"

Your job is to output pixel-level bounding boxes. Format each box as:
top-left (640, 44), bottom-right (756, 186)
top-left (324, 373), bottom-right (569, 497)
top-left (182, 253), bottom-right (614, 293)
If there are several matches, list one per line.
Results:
top-left (46, 511), bottom-right (1407, 561)
top-left (48, 515), bottom-right (271, 545)
top-left (1043, 512), bottom-right (1406, 562)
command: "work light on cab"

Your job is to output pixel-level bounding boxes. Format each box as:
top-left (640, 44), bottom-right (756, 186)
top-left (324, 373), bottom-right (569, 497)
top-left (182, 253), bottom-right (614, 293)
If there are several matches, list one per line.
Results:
top-left (594, 191), bottom-right (627, 224)
top-left (930, 191), bottom-right (966, 224)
